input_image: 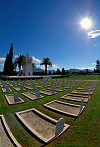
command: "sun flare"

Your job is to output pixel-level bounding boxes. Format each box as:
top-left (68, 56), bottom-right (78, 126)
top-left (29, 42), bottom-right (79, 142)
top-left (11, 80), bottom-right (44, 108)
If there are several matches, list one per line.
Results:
top-left (81, 18), bottom-right (92, 29)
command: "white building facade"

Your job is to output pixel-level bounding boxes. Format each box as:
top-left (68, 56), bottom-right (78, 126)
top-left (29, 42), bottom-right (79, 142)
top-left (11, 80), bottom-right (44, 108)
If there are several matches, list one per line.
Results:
top-left (23, 53), bottom-right (32, 76)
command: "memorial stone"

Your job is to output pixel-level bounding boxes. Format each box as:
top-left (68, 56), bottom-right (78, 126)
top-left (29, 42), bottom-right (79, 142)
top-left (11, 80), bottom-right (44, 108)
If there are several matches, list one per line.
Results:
top-left (14, 93), bottom-right (19, 102)
top-left (13, 82), bottom-right (15, 86)
top-left (20, 84), bottom-right (23, 91)
top-left (80, 98), bottom-right (84, 112)
top-left (36, 90), bottom-right (40, 98)
top-left (43, 82), bottom-right (45, 88)
top-left (33, 83), bottom-right (35, 89)
top-left (55, 118), bottom-right (64, 136)
top-left (52, 87), bottom-right (55, 94)
top-left (6, 85), bottom-right (9, 92)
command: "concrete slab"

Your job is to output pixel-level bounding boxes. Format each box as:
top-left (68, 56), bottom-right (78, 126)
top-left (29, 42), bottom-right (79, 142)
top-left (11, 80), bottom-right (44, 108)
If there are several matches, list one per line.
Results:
top-left (1, 88), bottom-right (12, 92)
top-left (40, 89), bottom-right (57, 96)
top-left (71, 90), bottom-right (93, 95)
top-left (0, 115), bottom-right (22, 147)
top-left (61, 94), bottom-right (90, 102)
top-left (44, 100), bottom-right (85, 117)
top-left (13, 87), bottom-right (26, 91)
top-left (24, 86), bottom-right (35, 90)
top-left (5, 94), bottom-right (24, 105)
top-left (16, 108), bottom-right (70, 143)
top-left (22, 92), bottom-right (44, 101)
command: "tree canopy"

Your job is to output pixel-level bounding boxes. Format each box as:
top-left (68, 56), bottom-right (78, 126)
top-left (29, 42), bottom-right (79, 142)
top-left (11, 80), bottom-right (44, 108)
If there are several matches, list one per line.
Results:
top-left (4, 43), bottom-right (14, 75)
top-left (40, 57), bottom-right (52, 75)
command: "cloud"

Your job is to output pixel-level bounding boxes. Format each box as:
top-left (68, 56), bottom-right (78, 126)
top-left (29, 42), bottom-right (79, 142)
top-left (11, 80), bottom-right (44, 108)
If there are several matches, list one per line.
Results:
top-left (36, 64), bottom-right (58, 70)
top-left (0, 58), bottom-right (6, 66)
top-left (87, 30), bottom-right (100, 38)
top-left (92, 62), bottom-right (96, 65)
top-left (77, 67), bottom-right (95, 70)
top-left (15, 55), bottom-right (19, 58)
top-left (32, 56), bottom-right (42, 64)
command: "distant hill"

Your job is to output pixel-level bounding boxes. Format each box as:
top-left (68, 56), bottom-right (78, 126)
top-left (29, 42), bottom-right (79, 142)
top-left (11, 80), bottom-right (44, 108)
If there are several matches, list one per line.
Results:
top-left (33, 68), bottom-right (93, 73)
top-left (33, 68), bottom-right (44, 72)
top-left (67, 68), bottom-right (93, 73)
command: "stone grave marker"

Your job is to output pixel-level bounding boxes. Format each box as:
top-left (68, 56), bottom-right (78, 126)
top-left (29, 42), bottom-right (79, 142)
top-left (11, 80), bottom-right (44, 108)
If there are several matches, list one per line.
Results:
top-left (89, 89), bottom-right (90, 97)
top-left (55, 118), bottom-right (64, 136)
top-left (31, 80), bottom-right (33, 85)
top-left (13, 81), bottom-right (15, 86)
top-left (9, 80), bottom-right (11, 85)
top-left (62, 85), bottom-right (65, 90)
top-left (6, 85), bottom-right (9, 92)
top-left (20, 84), bottom-right (23, 91)
top-left (58, 81), bottom-right (59, 85)
top-left (51, 81), bottom-right (53, 86)
top-left (33, 83), bottom-right (35, 89)
top-left (70, 83), bottom-right (71, 88)
top-left (36, 90), bottom-right (40, 98)
top-left (14, 93), bottom-right (19, 102)
top-left (3, 82), bottom-right (5, 87)
top-left (80, 98), bottom-right (84, 112)
top-left (43, 82), bottom-right (45, 88)
top-left (17, 80), bottom-right (18, 84)
top-left (52, 87), bottom-right (55, 94)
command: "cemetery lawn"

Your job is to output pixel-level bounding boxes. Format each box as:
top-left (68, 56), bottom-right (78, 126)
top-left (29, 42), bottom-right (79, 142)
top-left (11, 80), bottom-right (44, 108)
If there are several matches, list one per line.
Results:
top-left (0, 75), bottom-right (99, 147)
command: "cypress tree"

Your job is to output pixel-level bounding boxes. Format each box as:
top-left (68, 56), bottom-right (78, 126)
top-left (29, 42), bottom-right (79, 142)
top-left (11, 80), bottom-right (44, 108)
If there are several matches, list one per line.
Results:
top-left (4, 43), bottom-right (14, 75)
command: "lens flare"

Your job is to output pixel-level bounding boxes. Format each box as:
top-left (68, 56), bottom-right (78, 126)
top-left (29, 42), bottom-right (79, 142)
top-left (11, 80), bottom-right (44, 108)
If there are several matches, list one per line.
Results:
top-left (81, 18), bottom-right (92, 29)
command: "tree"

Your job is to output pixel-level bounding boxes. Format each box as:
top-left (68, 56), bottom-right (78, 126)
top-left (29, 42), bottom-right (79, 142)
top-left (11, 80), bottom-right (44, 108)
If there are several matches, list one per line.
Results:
top-left (4, 43), bottom-right (14, 75)
top-left (40, 57), bottom-right (52, 75)
top-left (62, 68), bottom-right (65, 75)
top-left (96, 60), bottom-right (100, 73)
top-left (32, 63), bottom-right (36, 75)
top-left (14, 55), bottom-right (26, 75)
top-left (56, 68), bottom-right (60, 75)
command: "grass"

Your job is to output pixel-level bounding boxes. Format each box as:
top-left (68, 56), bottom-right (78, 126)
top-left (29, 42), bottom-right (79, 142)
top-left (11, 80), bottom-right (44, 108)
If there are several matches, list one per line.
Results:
top-left (0, 75), bottom-right (100, 147)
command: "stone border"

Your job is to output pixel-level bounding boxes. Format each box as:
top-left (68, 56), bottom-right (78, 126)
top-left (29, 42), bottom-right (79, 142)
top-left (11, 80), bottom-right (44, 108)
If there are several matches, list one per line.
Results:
top-left (44, 100), bottom-right (85, 117)
top-left (0, 115), bottom-right (22, 147)
top-left (5, 94), bottom-right (24, 105)
top-left (40, 90), bottom-right (57, 96)
top-left (61, 94), bottom-right (90, 103)
top-left (16, 108), bottom-right (70, 143)
top-left (13, 87), bottom-right (26, 91)
top-left (22, 92), bottom-right (44, 101)
top-left (71, 90), bottom-right (93, 95)
top-left (1, 88), bottom-right (12, 92)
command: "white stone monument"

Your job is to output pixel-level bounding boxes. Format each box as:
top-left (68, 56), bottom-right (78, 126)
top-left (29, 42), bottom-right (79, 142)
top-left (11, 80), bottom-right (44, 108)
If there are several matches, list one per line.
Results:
top-left (23, 53), bottom-right (32, 76)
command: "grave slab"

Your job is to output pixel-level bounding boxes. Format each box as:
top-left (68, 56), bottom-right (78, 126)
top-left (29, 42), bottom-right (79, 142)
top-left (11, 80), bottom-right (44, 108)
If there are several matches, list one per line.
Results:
top-left (16, 108), bottom-right (70, 143)
top-left (22, 92), bottom-right (44, 101)
top-left (61, 94), bottom-right (90, 102)
top-left (44, 100), bottom-right (85, 117)
top-left (0, 115), bottom-right (22, 147)
top-left (71, 90), bottom-right (93, 95)
top-left (40, 89), bottom-right (57, 96)
top-left (5, 94), bottom-right (24, 105)
top-left (13, 87), bottom-right (26, 91)
top-left (2, 88), bottom-right (12, 92)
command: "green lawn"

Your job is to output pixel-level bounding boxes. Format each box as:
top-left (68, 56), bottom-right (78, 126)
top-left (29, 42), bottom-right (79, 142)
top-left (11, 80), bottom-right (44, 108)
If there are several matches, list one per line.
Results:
top-left (0, 75), bottom-right (100, 147)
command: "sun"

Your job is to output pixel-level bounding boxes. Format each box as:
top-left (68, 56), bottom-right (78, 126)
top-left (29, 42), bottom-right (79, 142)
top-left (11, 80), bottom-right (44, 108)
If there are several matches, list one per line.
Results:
top-left (81, 18), bottom-right (92, 29)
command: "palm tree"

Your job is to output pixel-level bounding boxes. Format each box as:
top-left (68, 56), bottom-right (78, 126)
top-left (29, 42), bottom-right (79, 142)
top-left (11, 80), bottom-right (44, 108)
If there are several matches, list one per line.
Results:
top-left (40, 57), bottom-right (52, 75)
top-left (14, 55), bottom-right (26, 75)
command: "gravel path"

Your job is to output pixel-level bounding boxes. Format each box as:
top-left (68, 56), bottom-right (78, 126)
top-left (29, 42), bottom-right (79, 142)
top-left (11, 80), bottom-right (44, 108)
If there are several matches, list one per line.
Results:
top-left (20, 111), bottom-right (56, 139)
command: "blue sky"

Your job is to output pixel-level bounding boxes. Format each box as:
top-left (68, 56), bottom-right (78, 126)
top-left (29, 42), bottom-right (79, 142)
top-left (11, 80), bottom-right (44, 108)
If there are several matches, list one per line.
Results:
top-left (0, 0), bottom-right (100, 71)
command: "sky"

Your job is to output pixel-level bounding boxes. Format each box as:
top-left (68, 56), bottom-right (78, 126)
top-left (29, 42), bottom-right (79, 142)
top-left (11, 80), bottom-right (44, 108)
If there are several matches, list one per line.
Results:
top-left (0, 0), bottom-right (100, 71)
